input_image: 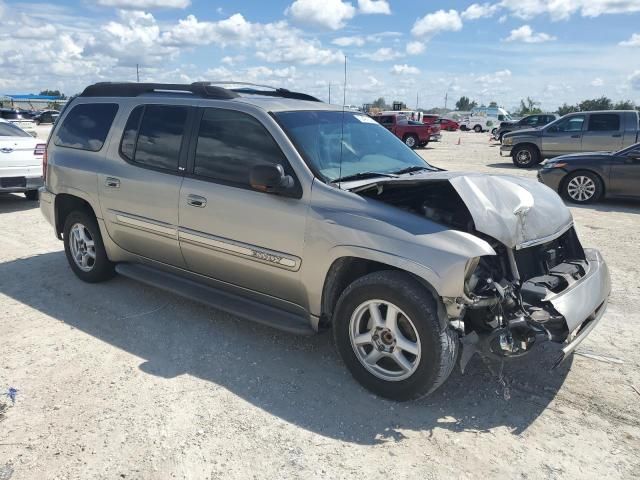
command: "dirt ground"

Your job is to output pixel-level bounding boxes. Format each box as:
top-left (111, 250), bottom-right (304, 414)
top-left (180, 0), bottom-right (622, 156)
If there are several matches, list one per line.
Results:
top-left (1, 129), bottom-right (639, 480)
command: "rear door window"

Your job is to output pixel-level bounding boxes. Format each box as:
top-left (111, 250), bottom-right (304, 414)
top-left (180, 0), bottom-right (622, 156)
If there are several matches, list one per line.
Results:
top-left (119, 105), bottom-right (188, 172)
top-left (54, 103), bottom-right (118, 151)
top-left (588, 114), bottom-right (620, 132)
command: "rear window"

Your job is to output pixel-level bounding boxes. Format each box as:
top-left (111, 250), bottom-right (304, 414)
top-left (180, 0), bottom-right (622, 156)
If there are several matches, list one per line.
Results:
top-left (0, 122), bottom-right (30, 137)
top-left (1, 111), bottom-right (22, 120)
top-left (54, 103), bottom-right (118, 151)
top-left (588, 113), bottom-right (620, 132)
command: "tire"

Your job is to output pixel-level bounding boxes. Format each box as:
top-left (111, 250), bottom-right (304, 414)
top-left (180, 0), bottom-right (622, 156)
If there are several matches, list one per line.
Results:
top-left (473, 125), bottom-right (482, 133)
top-left (403, 134), bottom-right (418, 149)
top-left (498, 131), bottom-right (509, 143)
top-left (512, 145), bottom-right (540, 168)
top-left (333, 271), bottom-right (458, 401)
top-left (460, 125), bottom-right (468, 132)
top-left (34, 119), bottom-right (41, 125)
top-left (24, 190), bottom-right (39, 201)
top-left (562, 171), bottom-right (603, 204)
top-left (491, 128), bottom-right (498, 136)
top-left (63, 210), bottom-right (115, 283)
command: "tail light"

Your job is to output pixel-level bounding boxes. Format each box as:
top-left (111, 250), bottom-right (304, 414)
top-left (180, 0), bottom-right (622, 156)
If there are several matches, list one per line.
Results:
top-left (41, 145), bottom-right (48, 182)
top-left (34, 143), bottom-right (46, 156)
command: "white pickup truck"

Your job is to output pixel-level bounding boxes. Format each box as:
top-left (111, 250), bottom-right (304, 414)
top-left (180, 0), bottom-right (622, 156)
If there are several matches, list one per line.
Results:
top-left (0, 119), bottom-right (45, 200)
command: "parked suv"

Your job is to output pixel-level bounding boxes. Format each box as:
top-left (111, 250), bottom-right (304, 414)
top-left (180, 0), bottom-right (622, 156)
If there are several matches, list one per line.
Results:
top-left (40, 82), bottom-right (610, 400)
top-left (494, 113), bottom-right (557, 142)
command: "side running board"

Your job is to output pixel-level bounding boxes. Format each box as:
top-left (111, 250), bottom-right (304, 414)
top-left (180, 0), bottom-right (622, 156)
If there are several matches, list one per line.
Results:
top-left (115, 263), bottom-right (314, 335)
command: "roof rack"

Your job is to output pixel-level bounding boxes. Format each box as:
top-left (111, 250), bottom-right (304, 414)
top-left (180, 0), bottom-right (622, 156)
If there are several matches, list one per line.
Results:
top-left (80, 82), bottom-right (239, 100)
top-left (192, 81), bottom-right (322, 102)
top-left (80, 81), bottom-right (322, 103)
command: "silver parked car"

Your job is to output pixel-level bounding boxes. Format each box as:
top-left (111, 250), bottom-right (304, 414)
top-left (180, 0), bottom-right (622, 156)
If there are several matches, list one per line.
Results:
top-left (40, 82), bottom-right (610, 400)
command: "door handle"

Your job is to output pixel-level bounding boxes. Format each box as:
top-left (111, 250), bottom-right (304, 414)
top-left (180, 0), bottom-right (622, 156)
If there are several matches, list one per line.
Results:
top-left (187, 194), bottom-right (207, 208)
top-left (105, 177), bottom-right (120, 188)
top-left (570, 134), bottom-right (581, 138)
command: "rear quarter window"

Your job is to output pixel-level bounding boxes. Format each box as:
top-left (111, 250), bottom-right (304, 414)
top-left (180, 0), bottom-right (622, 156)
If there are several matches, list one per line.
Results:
top-left (54, 103), bottom-right (119, 152)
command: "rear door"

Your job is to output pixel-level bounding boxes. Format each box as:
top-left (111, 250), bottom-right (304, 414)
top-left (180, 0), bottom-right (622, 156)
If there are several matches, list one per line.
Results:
top-left (98, 103), bottom-right (193, 267)
top-left (178, 107), bottom-right (308, 306)
top-left (608, 145), bottom-right (640, 198)
top-left (582, 113), bottom-right (623, 152)
top-left (542, 114), bottom-right (585, 156)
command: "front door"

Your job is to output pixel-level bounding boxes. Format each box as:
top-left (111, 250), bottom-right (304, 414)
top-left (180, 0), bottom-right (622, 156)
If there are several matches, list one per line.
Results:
top-left (178, 107), bottom-right (309, 307)
top-left (99, 104), bottom-right (192, 267)
top-left (582, 113), bottom-right (624, 152)
top-left (542, 114), bottom-right (585, 157)
top-left (608, 145), bottom-right (640, 198)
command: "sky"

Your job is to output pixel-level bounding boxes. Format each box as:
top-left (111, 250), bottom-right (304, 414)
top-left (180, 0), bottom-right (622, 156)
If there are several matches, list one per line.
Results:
top-left (1, 0), bottom-right (640, 111)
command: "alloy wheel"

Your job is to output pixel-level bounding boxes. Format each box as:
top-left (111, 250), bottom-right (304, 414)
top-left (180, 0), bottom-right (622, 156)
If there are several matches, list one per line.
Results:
top-left (69, 223), bottom-right (96, 272)
top-left (567, 175), bottom-right (596, 202)
top-left (349, 300), bottom-right (422, 381)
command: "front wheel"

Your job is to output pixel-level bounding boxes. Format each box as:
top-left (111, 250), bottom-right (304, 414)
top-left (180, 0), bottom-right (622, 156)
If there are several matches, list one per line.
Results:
top-left (563, 171), bottom-right (603, 204)
top-left (333, 271), bottom-right (458, 401)
top-left (473, 125), bottom-right (482, 133)
top-left (512, 145), bottom-right (540, 168)
top-left (63, 210), bottom-right (115, 283)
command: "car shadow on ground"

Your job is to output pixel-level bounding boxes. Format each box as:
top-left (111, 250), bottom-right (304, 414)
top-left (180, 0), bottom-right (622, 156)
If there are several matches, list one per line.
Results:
top-left (0, 194), bottom-right (38, 213)
top-left (486, 162), bottom-right (543, 171)
top-left (0, 252), bottom-right (573, 445)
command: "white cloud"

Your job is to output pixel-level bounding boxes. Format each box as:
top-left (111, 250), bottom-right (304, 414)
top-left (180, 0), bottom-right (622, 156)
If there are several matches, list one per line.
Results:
top-left (462, 3), bottom-right (499, 20)
top-left (411, 9), bottom-right (462, 38)
top-left (630, 70), bottom-right (640, 90)
top-left (620, 33), bottom-right (640, 46)
top-left (357, 0), bottom-right (390, 15)
top-left (286, 0), bottom-right (356, 30)
top-left (499, 0), bottom-right (640, 21)
top-left (406, 41), bottom-right (425, 55)
top-left (332, 36), bottom-right (365, 46)
top-left (590, 78), bottom-right (604, 87)
top-left (476, 69), bottom-right (512, 84)
top-left (161, 13), bottom-right (253, 47)
top-left (358, 47), bottom-right (402, 61)
top-left (96, 0), bottom-right (190, 8)
top-left (390, 64), bottom-right (420, 75)
top-left (504, 25), bottom-right (556, 43)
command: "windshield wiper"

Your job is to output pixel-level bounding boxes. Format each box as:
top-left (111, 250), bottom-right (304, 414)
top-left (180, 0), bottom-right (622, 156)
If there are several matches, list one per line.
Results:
top-left (332, 171), bottom-right (399, 183)
top-left (391, 166), bottom-right (432, 175)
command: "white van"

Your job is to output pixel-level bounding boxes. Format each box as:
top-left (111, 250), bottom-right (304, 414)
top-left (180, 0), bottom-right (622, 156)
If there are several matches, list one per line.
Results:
top-left (460, 106), bottom-right (512, 133)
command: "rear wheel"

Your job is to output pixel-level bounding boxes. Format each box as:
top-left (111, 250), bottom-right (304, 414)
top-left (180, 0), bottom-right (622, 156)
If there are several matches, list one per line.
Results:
top-left (63, 210), bottom-right (115, 283)
top-left (333, 271), bottom-right (458, 401)
top-left (24, 190), bottom-right (39, 201)
top-left (563, 171), bottom-right (603, 204)
top-left (403, 134), bottom-right (418, 149)
top-left (512, 145), bottom-right (540, 168)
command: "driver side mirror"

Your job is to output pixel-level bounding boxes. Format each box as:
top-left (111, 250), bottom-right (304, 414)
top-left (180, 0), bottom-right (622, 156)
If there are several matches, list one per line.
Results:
top-left (249, 164), bottom-right (295, 194)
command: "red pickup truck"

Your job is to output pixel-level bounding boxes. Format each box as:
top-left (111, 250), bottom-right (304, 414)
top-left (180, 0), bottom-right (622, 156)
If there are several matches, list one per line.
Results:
top-left (374, 114), bottom-right (435, 148)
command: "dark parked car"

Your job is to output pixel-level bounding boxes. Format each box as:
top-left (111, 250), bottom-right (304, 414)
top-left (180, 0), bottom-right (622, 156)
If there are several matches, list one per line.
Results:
top-left (33, 110), bottom-right (60, 125)
top-left (495, 114), bottom-right (557, 142)
top-left (538, 142), bottom-right (640, 203)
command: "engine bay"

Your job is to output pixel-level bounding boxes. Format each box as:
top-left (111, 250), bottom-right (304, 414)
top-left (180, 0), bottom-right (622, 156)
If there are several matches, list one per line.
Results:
top-left (358, 180), bottom-right (588, 364)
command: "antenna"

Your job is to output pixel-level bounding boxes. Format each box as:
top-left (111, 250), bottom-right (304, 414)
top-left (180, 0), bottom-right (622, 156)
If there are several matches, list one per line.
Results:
top-left (337, 56), bottom-right (347, 188)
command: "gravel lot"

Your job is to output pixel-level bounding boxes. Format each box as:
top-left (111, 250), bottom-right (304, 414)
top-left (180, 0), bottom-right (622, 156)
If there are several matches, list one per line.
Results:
top-left (1, 128), bottom-right (639, 480)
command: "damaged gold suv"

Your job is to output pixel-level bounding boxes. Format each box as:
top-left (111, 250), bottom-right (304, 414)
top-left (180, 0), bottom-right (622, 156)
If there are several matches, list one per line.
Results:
top-left (40, 82), bottom-right (610, 400)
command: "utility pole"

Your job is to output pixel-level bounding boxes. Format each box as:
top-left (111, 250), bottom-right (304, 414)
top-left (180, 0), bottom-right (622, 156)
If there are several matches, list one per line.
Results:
top-left (444, 91), bottom-right (448, 110)
top-left (416, 92), bottom-right (419, 110)
top-left (328, 82), bottom-right (331, 104)
top-left (136, 64), bottom-right (140, 83)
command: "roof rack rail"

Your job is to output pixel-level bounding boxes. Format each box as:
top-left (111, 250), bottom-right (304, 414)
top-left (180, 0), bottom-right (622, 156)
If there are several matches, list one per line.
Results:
top-left (195, 81), bottom-right (322, 102)
top-left (80, 82), bottom-right (239, 100)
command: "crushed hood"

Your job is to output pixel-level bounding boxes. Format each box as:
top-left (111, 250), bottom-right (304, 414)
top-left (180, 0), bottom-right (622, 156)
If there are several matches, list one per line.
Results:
top-left (350, 172), bottom-right (573, 249)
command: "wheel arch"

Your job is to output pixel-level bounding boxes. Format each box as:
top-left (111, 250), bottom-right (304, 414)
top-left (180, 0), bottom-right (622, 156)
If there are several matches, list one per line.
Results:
top-left (54, 193), bottom-right (98, 237)
top-left (320, 256), bottom-right (447, 330)
top-left (512, 142), bottom-right (541, 156)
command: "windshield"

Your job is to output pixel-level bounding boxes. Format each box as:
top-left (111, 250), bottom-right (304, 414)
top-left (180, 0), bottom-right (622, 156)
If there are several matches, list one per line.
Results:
top-left (275, 110), bottom-right (434, 182)
top-left (0, 122), bottom-right (30, 137)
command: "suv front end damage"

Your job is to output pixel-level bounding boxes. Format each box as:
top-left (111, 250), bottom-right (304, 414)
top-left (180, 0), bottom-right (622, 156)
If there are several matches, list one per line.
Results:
top-left (351, 172), bottom-right (611, 369)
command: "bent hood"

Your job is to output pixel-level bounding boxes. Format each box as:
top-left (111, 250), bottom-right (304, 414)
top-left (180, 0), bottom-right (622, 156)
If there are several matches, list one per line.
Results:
top-left (350, 172), bottom-right (573, 249)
